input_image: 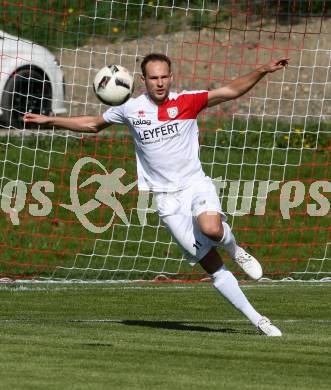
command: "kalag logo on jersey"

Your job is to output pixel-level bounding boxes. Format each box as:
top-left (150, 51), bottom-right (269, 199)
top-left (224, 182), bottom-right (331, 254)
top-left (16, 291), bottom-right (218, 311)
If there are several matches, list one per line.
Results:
top-left (133, 118), bottom-right (152, 126)
top-left (167, 106), bottom-right (178, 118)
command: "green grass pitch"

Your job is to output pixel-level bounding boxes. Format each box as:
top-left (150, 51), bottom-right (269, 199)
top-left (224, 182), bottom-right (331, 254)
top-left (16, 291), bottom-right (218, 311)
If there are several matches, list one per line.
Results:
top-left (0, 282), bottom-right (330, 389)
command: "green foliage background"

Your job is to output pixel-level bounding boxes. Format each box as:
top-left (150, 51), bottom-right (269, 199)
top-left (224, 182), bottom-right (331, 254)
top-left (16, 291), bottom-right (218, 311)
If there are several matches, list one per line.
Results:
top-left (1, 0), bottom-right (329, 49)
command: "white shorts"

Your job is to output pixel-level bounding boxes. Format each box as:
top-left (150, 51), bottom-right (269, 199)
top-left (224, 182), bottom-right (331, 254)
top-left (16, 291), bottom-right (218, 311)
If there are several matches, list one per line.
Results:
top-left (155, 177), bottom-right (226, 266)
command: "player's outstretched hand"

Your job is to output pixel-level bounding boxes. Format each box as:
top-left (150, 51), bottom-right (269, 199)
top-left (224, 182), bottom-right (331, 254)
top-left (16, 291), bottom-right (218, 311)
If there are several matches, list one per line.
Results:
top-left (23, 113), bottom-right (50, 125)
top-left (260, 57), bottom-right (289, 73)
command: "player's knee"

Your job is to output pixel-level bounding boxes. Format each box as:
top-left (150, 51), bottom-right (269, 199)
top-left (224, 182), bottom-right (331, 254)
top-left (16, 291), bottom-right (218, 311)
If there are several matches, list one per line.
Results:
top-left (200, 223), bottom-right (224, 241)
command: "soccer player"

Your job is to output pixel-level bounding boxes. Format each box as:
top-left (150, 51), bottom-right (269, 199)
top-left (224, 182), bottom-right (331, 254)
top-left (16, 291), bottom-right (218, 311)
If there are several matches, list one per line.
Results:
top-left (24, 53), bottom-right (288, 336)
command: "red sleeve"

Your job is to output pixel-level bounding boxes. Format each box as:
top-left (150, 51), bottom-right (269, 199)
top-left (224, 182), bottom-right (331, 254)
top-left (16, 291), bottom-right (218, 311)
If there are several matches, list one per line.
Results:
top-left (193, 91), bottom-right (208, 115)
top-left (158, 91), bottom-right (208, 121)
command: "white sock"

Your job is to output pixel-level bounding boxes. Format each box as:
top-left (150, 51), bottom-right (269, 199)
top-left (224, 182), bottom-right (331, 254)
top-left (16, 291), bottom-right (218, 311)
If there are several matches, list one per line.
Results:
top-left (212, 265), bottom-right (262, 326)
top-left (218, 222), bottom-right (238, 258)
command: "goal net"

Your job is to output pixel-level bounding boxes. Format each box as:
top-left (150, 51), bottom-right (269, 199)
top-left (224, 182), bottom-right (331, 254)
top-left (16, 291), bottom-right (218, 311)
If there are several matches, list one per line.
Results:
top-left (0, 0), bottom-right (330, 282)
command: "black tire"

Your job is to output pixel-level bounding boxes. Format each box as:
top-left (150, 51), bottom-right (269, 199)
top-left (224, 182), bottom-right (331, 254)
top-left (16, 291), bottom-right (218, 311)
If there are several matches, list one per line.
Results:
top-left (0, 67), bottom-right (52, 128)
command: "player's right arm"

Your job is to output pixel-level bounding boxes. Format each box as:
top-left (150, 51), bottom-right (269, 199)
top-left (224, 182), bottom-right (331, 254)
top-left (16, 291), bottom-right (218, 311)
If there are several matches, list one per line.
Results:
top-left (23, 113), bottom-right (110, 133)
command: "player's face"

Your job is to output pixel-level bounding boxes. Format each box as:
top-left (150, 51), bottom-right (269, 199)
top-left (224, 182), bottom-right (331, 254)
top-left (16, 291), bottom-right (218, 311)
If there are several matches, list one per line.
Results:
top-left (141, 61), bottom-right (173, 105)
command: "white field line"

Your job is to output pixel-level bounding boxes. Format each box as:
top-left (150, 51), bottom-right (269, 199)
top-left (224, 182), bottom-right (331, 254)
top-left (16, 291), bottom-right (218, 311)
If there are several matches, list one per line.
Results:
top-left (0, 318), bottom-right (330, 324)
top-left (0, 283), bottom-right (330, 292)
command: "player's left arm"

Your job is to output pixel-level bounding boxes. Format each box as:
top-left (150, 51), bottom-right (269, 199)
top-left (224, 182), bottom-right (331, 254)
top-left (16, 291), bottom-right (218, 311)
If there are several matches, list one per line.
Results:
top-left (207, 57), bottom-right (289, 108)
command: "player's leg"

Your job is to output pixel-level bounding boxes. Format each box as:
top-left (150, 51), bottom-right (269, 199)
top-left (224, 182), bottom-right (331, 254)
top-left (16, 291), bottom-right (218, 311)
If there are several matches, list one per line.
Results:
top-left (192, 178), bottom-right (262, 280)
top-left (155, 193), bottom-right (281, 336)
top-left (197, 212), bottom-right (262, 280)
top-left (199, 248), bottom-right (282, 336)
top-left (200, 248), bottom-right (260, 327)
top-left (197, 212), bottom-right (236, 257)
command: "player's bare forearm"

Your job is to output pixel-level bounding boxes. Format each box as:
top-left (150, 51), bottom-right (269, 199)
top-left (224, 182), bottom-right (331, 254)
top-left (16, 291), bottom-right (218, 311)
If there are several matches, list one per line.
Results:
top-left (23, 113), bottom-right (109, 133)
top-left (207, 57), bottom-right (289, 107)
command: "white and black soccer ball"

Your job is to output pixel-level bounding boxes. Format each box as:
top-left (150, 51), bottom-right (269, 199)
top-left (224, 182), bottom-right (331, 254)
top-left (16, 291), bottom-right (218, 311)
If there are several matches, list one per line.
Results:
top-left (93, 65), bottom-right (134, 106)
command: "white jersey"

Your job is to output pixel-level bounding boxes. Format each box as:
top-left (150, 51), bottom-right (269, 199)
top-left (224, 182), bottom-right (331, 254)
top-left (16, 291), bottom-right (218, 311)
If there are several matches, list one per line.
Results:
top-left (103, 91), bottom-right (208, 192)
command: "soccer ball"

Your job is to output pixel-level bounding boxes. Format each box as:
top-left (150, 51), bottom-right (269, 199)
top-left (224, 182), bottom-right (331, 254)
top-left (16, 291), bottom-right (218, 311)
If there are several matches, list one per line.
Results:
top-left (93, 65), bottom-right (134, 106)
